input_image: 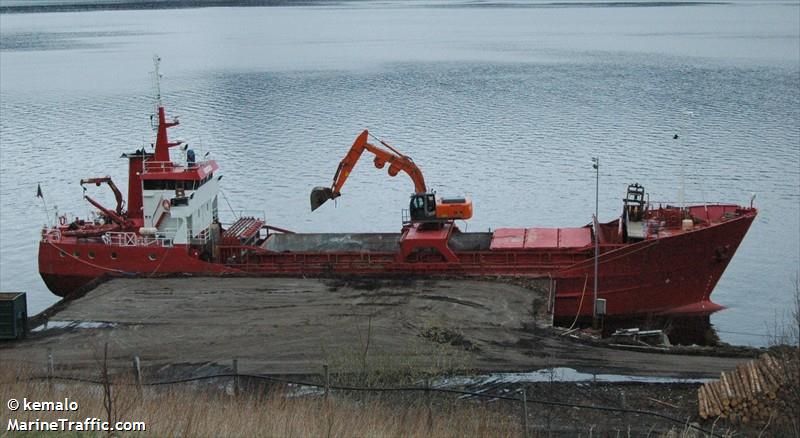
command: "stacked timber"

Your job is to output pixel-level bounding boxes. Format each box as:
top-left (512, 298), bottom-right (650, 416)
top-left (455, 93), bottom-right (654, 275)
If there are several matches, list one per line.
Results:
top-left (698, 353), bottom-right (795, 424)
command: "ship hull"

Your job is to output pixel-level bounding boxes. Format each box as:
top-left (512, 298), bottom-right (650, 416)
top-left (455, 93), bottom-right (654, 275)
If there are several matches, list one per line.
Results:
top-left (39, 207), bottom-right (756, 320)
top-left (40, 273), bottom-right (99, 297)
top-left (38, 240), bottom-right (234, 297)
top-left (553, 210), bottom-right (756, 320)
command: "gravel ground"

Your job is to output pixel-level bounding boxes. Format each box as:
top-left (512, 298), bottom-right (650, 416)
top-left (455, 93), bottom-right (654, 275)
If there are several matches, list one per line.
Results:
top-left (2, 277), bottom-right (756, 380)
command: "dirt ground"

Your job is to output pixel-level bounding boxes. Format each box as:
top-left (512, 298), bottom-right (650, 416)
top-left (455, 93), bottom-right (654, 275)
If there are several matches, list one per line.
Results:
top-left (1, 277), bottom-right (757, 381)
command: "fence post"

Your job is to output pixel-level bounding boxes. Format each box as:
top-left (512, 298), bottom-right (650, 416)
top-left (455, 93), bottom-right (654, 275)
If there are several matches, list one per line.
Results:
top-left (522, 387), bottom-right (530, 438)
top-left (46, 348), bottom-right (54, 390)
top-left (426, 378), bottom-right (433, 431)
top-left (323, 364), bottom-right (330, 398)
top-left (233, 358), bottom-right (240, 397)
top-left (47, 349), bottom-right (54, 375)
top-left (132, 356), bottom-right (143, 397)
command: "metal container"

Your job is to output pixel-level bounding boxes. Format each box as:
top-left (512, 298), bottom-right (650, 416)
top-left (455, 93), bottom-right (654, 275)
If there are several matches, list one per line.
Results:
top-left (0, 292), bottom-right (27, 340)
top-left (595, 298), bottom-right (607, 316)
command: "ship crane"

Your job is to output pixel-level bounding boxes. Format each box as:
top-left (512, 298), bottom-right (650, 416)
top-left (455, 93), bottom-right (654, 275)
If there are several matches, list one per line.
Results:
top-left (310, 129), bottom-right (473, 225)
top-left (79, 176), bottom-right (132, 227)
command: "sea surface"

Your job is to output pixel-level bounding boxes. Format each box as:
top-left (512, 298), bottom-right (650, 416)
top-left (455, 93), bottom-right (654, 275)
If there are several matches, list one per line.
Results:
top-left (1, 0), bottom-right (798, 346)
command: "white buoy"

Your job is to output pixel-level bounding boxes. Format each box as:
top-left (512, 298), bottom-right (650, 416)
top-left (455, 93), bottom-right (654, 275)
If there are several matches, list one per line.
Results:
top-left (139, 227), bottom-right (158, 236)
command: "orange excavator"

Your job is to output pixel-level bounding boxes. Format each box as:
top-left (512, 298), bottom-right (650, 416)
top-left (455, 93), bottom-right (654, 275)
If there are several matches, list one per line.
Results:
top-left (310, 130), bottom-right (473, 224)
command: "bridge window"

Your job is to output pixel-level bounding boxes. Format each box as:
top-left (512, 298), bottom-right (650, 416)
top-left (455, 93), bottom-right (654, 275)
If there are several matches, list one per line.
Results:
top-left (144, 177), bottom-right (209, 191)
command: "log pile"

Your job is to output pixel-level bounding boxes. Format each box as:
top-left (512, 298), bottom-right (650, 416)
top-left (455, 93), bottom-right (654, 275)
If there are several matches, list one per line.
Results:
top-left (698, 353), bottom-right (792, 424)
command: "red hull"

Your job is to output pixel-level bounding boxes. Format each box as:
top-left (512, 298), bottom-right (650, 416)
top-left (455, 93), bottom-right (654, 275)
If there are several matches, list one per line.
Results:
top-left (38, 206), bottom-right (756, 320)
top-left (553, 209), bottom-right (756, 319)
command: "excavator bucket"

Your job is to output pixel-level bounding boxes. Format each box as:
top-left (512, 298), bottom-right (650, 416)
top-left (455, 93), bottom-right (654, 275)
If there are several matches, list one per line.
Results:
top-left (310, 187), bottom-right (336, 211)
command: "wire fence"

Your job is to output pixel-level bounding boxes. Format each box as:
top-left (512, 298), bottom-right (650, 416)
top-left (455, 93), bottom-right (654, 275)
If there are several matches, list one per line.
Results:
top-left (6, 366), bottom-right (722, 437)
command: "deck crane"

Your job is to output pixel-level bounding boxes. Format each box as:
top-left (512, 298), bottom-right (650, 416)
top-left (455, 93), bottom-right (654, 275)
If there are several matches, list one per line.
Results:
top-left (310, 130), bottom-right (473, 224)
top-left (79, 176), bottom-right (132, 227)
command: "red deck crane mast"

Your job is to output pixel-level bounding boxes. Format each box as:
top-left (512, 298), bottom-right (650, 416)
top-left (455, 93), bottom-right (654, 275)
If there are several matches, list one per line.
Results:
top-left (79, 177), bottom-right (132, 228)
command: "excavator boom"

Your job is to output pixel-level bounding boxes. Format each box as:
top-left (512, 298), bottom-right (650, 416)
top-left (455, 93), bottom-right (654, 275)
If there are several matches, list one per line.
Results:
top-left (310, 130), bottom-right (427, 211)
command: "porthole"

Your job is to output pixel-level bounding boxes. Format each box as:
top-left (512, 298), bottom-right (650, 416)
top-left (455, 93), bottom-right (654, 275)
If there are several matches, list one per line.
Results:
top-left (88, 251), bottom-right (96, 259)
top-left (110, 252), bottom-right (118, 260)
top-left (148, 253), bottom-right (157, 261)
top-left (59, 250), bottom-right (67, 258)
top-left (73, 251), bottom-right (80, 258)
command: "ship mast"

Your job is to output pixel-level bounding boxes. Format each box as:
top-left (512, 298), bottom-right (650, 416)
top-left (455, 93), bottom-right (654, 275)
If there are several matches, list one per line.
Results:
top-left (150, 55), bottom-right (180, 163)
top-left (152, 55), bottom-right (163, 112)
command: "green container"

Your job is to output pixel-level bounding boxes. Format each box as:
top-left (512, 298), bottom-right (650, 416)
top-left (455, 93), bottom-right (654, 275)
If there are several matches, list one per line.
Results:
top-left (0, 292), bottom-right (27, 340)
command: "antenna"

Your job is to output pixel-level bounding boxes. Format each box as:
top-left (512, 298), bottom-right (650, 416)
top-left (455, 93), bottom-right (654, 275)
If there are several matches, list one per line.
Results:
top-left (151, 55), bottom-right (163, 116)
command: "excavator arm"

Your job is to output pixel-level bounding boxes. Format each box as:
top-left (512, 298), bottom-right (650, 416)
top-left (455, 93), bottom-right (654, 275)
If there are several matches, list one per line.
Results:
top-left (80, 177), bottom-right (125, 215)
top-left (310, 130), bottom-right (427, 211)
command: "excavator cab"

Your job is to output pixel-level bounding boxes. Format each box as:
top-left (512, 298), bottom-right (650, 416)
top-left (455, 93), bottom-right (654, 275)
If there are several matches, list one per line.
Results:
top-left (409, 193), bottom-right (473, 223)
top-left (409, 193), bottom-right (437, 221)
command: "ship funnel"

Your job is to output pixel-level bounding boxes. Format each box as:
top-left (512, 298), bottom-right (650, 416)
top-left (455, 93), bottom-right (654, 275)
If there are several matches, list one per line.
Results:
top-left (310, 187), bottom-right (336, 211)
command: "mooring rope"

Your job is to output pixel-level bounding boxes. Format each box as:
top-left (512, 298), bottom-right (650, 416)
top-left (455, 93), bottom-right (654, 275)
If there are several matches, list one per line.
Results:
top-left (565, 273), bottom-right (589, 332)
top-left (46, 240), bottom-right (127, 274)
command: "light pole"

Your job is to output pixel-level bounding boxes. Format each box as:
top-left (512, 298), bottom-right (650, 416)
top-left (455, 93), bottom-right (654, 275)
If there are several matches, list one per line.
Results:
top-left (592, 157), bottom-right (599, 329)
top-left (677, 111), bottom-right (694, 212)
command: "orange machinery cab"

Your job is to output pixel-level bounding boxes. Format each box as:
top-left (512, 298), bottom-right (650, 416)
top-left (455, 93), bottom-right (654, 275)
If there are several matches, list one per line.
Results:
top-left (409, 193), bottom-right (473, 222)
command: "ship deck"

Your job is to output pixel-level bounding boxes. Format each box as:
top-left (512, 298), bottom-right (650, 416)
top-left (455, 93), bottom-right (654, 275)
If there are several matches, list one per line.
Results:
top-left (261, 232), bottom-right (494, 252)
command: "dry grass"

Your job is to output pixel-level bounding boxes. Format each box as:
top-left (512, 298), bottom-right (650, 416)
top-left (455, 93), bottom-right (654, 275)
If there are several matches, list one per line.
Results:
top-left (2, 362), bottom-right (753, 437)
top-left (0, 364), bottom-right (520, 437)
top-left (765, 273), bottom-right (800, 436)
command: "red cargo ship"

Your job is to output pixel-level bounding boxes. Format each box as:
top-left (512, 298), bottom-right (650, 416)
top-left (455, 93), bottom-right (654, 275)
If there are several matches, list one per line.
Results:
top-left (38, 63), bottom-right (757, 321)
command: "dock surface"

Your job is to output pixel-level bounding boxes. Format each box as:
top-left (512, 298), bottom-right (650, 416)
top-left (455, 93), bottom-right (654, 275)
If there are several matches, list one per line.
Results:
top-left (2, 277), bottom-right (751, 378)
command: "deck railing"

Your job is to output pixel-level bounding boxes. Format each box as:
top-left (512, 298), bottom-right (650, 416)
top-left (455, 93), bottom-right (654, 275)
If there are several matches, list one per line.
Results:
top-left (41, 228), bottom-right (62, 242)
top-left (102, 231), bottom-right (175, 248)
top-left (220, 210), bottom-right (267, 226)
top-left (142, 159), bottom-right (210, 174)
top-left (190, 228), bottom-right (211, 245)
top-left (102, 227), bottom-right (213, 247)
top-left (142, 160), bottom-right (177, 173)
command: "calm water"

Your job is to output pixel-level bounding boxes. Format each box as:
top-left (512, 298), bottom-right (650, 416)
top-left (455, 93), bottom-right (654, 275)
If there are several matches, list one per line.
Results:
top-left (1, 1), bottom-right (798, 346)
